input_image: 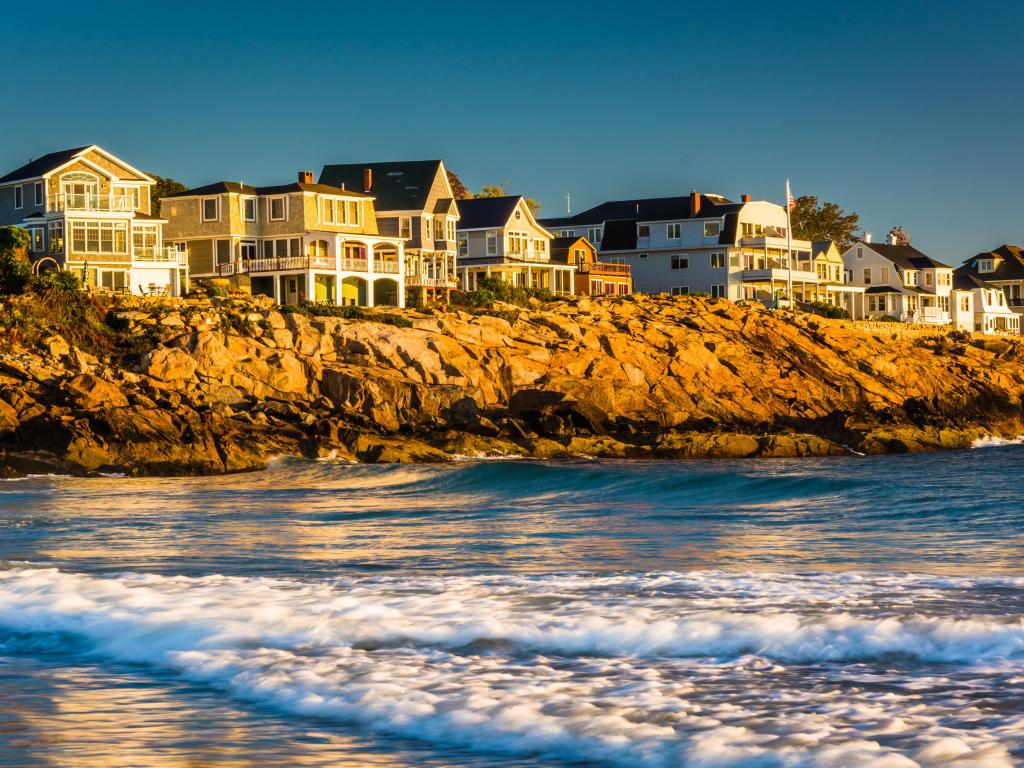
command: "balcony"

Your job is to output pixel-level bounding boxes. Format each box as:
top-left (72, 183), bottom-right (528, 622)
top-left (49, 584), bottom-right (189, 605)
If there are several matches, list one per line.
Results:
top-left (376, 260), bottom-right (400, 274)
top-left (49, 193), bottom-right (136, 212)
top-left (579, 262), bottom-right (631, 276)
top-left (407, 275), bottom-right (459, 288)
top-left (133, 246), bottom-right (188, 265)
top-left (217, 255), bottom-right (399, 277)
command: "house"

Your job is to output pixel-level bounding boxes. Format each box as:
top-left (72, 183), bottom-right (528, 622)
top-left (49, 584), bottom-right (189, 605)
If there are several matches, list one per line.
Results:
top-left (953, 245), bottom-right (1024, 314)
top-left (540, 192), bottom-right (856, 310)
top-left (161, 172), bottom-right (405, 307)
top-left (0, 145), bottom-right (188, 295)
top-left (951, 273), bottom-right (1020, 335)
top-left (318, 160), bottom-right (459, 306)
top-left (841, 239), bottom-right (954, 324)
top-left (456, 196), bottom-right (574, 295)
top-left (549, 236), bottom-right (631, 296)
top-left (793, 240), bottom-right (856, 309)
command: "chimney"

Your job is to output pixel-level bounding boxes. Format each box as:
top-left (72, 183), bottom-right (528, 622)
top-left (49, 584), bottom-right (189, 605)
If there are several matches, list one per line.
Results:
top-left (864, 232), bottom-right (872, 244)
top-left (741, 194), bottom-right (751, 203)
top-left (298, 170), bottom-right (313, 184)
top-left (363, 168), bottom-right (373, 193)
top-left (690, 191), bottom-right (701, 216)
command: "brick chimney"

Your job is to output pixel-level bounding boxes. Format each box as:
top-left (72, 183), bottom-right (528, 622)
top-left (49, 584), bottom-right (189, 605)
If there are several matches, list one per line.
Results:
top-left (298, 170), bottom-right (313, 184)
top-left (363, 168), bottom-right (373, 193)
top-left (690, 191), bottom-right (701, 216)
top-left (741, 194), bottom-right (751, 203)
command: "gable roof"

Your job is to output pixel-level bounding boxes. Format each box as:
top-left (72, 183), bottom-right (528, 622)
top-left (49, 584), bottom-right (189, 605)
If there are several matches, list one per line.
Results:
top-left (0, 146), bottom-right (94, 184)
top-left (318, 160), bottom-right (446, 211)
top-left (862, 243), bottom-right (951, 270)
top-left (540, 194), bottom-right (741, 229)
top-left (164, 180), bottom-right (370, 199)
top-left (456, 196), bottom-right (523, 229)
top-left (955, 244), bottom-right (1024, 282)
top-left (954, 272), bottom-right (1000, 292)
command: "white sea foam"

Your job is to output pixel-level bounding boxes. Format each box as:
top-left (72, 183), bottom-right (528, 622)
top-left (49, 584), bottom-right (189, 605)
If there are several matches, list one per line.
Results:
top-left (971, 435), bottom-right (1024, 449)
top-left (0, 568), bottom-right (1021, 766)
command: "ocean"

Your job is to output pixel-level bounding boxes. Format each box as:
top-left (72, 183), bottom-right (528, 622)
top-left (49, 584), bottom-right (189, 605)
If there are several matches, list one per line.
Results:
top-left (0, 445), bottom-right (1022, 766)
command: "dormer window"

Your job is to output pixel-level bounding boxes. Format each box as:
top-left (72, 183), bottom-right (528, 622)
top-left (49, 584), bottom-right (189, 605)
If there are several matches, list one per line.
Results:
top-left (704, 221), bottom-right (721, 237)
top-left (978, 259), bottom-right (994, 273)
top-left (588, 226), bottom-right (602, 244)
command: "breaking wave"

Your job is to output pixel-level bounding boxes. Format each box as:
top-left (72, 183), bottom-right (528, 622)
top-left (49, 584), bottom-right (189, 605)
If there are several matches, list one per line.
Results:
top-left (1, 567), bottom-right (1022, 766)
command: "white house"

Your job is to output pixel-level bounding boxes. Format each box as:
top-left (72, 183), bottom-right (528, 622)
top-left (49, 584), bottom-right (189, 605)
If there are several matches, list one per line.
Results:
top-left (540, 191), bottom-right (858, 313)
top-left (841, 239), bottom-right (953, 324)
top-left (951, 273), bottom-right (1020, 335)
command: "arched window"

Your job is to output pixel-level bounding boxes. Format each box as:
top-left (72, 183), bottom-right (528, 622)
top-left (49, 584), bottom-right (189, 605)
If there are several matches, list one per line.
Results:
top-left (307, 240), bottom-right (329, 261)
top-left (60, 172), bottom-right (100, 210)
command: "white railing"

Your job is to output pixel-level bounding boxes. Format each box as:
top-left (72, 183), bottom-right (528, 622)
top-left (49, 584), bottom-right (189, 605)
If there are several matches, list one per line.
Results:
top-left (341, 257), bottom-right (368, 272)
top-left (49, 193), bottom-right (135, 212)
top-left (406, 275), bottom-right (458, 288)
top-left (375, 260), bottom-right (400, 274)
top-left (134, 246), bottom-right (187, 264)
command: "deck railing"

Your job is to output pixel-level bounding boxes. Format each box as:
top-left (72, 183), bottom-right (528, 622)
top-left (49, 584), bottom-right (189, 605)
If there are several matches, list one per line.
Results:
top-left (579, 262), bottom-right (631, 275)
top-left (49, 193), bottom-right (135, 212)
top-left (134, 246), bottom-right (188, 264)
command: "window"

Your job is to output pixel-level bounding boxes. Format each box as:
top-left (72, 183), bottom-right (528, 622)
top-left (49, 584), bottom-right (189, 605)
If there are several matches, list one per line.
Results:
top-left (925, 272), bottom-right (933, 286)
top-left (70, 221), bottom-right (128, 254)
top-left (98, 269), bottom-right (128, 291)
top-left (671, 286), bottom-right (689, 296)
top-left (243, 197), bottom-right (257, 222)
top-left (863, 268), bottom-right (872, 285)
top-left (202, 197), bottom-right (219, 221)
top-left (399, 217), bottom-right (412, 239)
top-left (486, 230), bottom-right (498, 256)
top-left (711, 285), bottom-right (727, 298)
top-left (710, 252), bottom-right (726, 269)
top-left (322, 197), bottom-right (335, 224)
top-left (704, 221), bottom-right (721, 237)
top-left (638, 252), bottom-right (648, 259)
top-left (13, 186), bottom-right (22, 209)
top-left (48, 221), bottom-right (63, 254)
top-left (857, 247), bottom-right (863, 259)
top-left (590, 279), bottom-right (603, 294)
top-left (269, 197), bottom-right (286, 221)
top-left (263, 240), bottom-right (274, 258)
top-left (459, 235), bottom-right (468, 256)
top-left (881, 267), bottom-right (889, 283)
top-left (878, 296), bottom-right (886, 311)
top-left (348, 201), bottom-right (360, 225)
top-left (561, 229), bottom-right (575, 237)
top-left (666, 223), bottom-right (681, 239)
top-left (447, 219), bottom-right (456, 241)
top-left (216, 239), bottom-right (231, 265)
top-left (588, 227), bottom-right (602, 244)
top-left (729, 253), bottom-right (740, 268)
top-left (132, 225), bottom-right (158, 257)
top-left (534, 239), bottom-right (547, 255)
top-left (31, 229), bottom-right (43, 251)
top-left (33, 182), bottom-right (43, 207)
top-left (978, 259), bottom-right (994, 273)
top-left (424, 217), bottom-right (433, 241)
top-left (671, 255), bottom-right (688, 270)
top-left (638, 224), bottom-right (650, 238)
top-left (240, 240), bottom-right (257, 260)
top-left (960, 295), bottom-right (970, 312)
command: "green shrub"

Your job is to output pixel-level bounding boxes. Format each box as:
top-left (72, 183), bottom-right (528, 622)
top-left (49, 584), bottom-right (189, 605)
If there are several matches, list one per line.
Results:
top-left (803, 300), bottom-right (850, 320)
top-left (456, 276), bottom-right (553, 308)
top-left (30, 269), bottom-right (80, 294)
top-left (206, 285), bottom-right (228, 298)
top-left (0, 252), bottom-right (31, 295)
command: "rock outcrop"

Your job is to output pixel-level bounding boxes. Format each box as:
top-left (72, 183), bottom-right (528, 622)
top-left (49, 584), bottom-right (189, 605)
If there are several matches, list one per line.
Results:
top-left (0, 293), bottom-right (1020, 475)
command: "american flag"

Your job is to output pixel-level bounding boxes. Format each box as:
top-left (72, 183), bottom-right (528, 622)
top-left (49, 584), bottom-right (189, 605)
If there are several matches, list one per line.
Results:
top-left (786, 179), bottom-right (796, 213)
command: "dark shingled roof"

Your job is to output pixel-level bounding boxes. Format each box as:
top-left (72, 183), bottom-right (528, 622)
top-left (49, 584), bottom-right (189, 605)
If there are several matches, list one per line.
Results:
top-left (165, 181), bottom-right (369, 199)
top-left (864, 286), bottom-right (903, 294)
top-left (0, 146), bottom-right (92, 184)
top-left (540, 194), bottom-right (741, 229)
top-left (318, 160), bottom-right (445, 211)
top-left (954, 272), bottom-right (999, 292)
top-left (955, 244), bottom-right (1024, 282)
top-left (862, 243), bottom-right (952, 270)
top-left (456, 196), bottom-right (522, 229)
top-left (599, 219), bottom-right (639, 251)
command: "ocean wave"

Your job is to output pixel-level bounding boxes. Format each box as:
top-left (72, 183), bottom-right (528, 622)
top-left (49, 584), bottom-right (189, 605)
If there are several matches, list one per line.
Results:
top-left (972, 435), bottom-right (1024, 449)
top-left (0, 568), bottom-right (1022, 766)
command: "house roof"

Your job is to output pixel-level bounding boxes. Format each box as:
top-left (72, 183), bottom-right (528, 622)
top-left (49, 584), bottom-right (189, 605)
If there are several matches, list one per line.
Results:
top-left (864, 285), bottom-right (903, 294)
top-left (540, 194), bottom-right (741, 229)
top-left (164, 180), bottom-right (370, 199)
top-left (318, 160), bottom-right (445, 211)
top-left (955, 244), bottom-right (1024, 282)
top-left (812, 240), bottom-right (841, 259)
top-left (599, 219), bottom-right (640, 251)
top-left (863, 243), bottom-right (952, 270)
top-left (954, 272), bottom-right (999, 292)
top-left (455, 196), bottom-right (522, 229)
top-left (0, 146), bottom-right (93, 184)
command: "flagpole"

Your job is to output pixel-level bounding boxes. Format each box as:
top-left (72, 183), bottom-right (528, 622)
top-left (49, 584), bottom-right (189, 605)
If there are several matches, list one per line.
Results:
top-left (785, 179), bottom-right (793, 310)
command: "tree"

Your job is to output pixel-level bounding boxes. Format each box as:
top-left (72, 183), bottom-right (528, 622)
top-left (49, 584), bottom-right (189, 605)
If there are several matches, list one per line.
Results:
top-left (888, 226), bottom-right (911, 245)
top-left (447, 170), bottom-right (472, 200)
top-left (0, 226), bottom-right (31, 295)
top-left (149, 174), bottom-right (188, 215)
top-left (789, 196), bottom-right (861, 250)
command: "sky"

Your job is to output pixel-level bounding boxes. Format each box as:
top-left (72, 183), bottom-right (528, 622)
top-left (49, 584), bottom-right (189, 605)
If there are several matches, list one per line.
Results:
top-left (2, 0), bottom-right (1021, 263)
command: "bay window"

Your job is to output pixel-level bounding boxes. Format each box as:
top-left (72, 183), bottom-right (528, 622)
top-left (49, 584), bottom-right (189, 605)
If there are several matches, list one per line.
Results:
top-left (71, 221), bottom-right (129, 254)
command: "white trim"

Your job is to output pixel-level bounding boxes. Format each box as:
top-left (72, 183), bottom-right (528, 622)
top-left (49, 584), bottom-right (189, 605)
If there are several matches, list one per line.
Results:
top-left (241, 195), bottom-right (258, 223)
top-left (201, 196), bottom-right (220, 222)
top-left (13, 185), bottom-right (22, 209)
top-left (268, 195), bottom-right (288, 221)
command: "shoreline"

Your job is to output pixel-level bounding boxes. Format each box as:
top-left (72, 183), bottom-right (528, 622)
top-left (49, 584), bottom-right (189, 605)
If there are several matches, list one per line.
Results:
top-left (0, 291), bottom-right (1022, 478)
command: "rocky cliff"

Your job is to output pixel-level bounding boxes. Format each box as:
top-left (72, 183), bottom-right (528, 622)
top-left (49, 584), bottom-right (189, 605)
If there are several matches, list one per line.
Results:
top-left (0, 293), bottom-right (1021, 475)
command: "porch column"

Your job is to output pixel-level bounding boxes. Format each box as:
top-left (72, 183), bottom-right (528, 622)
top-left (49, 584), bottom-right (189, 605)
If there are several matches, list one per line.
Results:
top-left (272, 274), bottom-right (281, 304)
top-left (366, 279), bottom-right (375, 307)
top-left (305, 271), bottom-right (315, 303)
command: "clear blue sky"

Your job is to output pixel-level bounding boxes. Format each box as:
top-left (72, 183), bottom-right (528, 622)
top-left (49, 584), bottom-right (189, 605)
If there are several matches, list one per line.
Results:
top-left (3, 0), bottom-right (1021, 262)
